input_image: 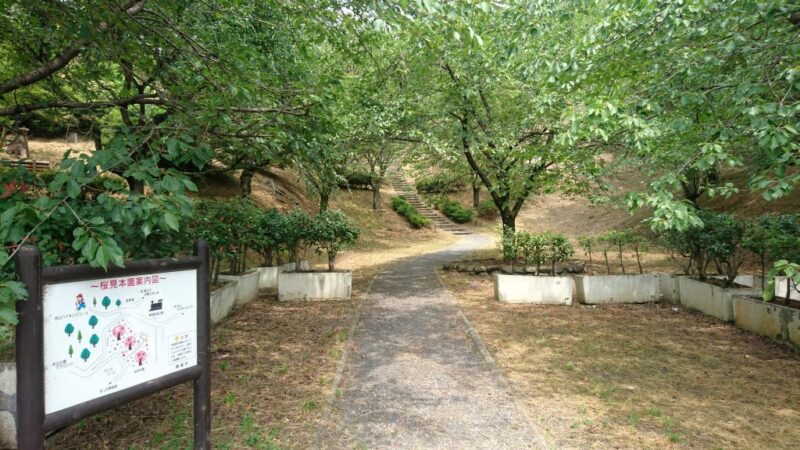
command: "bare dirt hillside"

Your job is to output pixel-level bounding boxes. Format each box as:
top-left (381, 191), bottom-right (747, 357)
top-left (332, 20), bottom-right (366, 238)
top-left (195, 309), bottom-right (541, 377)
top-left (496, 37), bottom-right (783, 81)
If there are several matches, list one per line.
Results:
top-left (1, 138), bottom-right (94, 161)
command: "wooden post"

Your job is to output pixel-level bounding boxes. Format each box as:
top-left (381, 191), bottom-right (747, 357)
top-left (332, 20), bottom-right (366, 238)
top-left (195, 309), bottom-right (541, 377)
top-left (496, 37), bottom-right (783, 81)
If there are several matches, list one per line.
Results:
top-left (193, 241), bottom-right (211, 449)
top-left (15, 245), bottom-right (45, 450)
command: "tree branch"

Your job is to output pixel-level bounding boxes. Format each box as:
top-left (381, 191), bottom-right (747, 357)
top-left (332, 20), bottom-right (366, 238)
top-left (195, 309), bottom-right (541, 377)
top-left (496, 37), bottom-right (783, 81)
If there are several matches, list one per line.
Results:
top-left (0, 1), bottom-right (146, 95)
top-left (222, 106), bottom-right (309, 116)
top-left (0, 94), bottom-right (164, 116)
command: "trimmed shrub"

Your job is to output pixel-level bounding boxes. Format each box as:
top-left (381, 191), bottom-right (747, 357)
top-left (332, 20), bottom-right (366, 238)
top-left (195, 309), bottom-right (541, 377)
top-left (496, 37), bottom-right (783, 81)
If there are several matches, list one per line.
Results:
top-left (658, 211), bottom-right (745, 286)
top-left (391, 196), bottom-right (431, 229)
top-left (252, 208), bottom-right (287, 266)
top-left (743, 214), bottom-right (800, 298)
top-left (546, 232), bottom-right (574, 274)
top-left (340, 171), bottom-right (374, 190)
top-left (441, 199), bottom-right (473, 223)
top-left (191, 198), bottom-right (260, 282)
top-left (505, 229), bottom-right (573, 274)
top-left (285, 208), bottom-right (315, 265)
top-left (516, 231), bottom-right (548, 273)
top-left (310, 210), bottom-right (361, 271)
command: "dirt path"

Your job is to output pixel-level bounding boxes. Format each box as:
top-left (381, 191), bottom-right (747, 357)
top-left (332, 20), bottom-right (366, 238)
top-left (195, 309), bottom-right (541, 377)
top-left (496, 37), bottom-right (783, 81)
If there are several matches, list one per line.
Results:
top-left (320, 235), bottom-right (545, 449)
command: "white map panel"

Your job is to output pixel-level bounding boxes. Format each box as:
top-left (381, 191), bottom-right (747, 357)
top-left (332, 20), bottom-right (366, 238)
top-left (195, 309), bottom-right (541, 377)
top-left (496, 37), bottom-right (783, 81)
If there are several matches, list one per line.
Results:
top-left (42, 269), bottom-right (198, 414)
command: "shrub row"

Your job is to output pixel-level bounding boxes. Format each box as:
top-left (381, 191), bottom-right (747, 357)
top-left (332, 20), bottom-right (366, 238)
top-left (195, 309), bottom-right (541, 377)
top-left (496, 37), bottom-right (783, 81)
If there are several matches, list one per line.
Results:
top-left (439, 198), bottom-right (474, 223)
top-left (500, 229), bottom-right (574, 274)
top-left (578, 231), bottom-right (648, 275)
top-left (655, 212), bottom-right (799, 290)
top-left (190, 199), bottom-right (360, 282)
top-left (391, 196), bottom-right (431, 229)
top-left (415, 173), bottom-right (465, 194)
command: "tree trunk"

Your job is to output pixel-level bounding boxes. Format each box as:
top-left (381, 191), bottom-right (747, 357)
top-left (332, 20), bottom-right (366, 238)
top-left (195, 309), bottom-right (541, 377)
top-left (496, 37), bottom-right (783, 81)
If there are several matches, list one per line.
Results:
top-left (264, 249), bottom-right (273, 267)
top-left (697, 253), bottom-right (708, 280)
top-left (126, 177), bottom-right (144, 195)
top-left (635, 247), bottom-right (643, 274)
top-left (618, 244), bottom-right (626, 275)
top-left (328, 252), bottom-right (335, 272)
top-left (760, 254), bottom-right (765, 290)
top-left (319, 191), bottom-right (330, 212)
top-left (87, 120), bottom-right (103, 151)
top-left (500, 210), bottom-right (516, 232)
top-left (240, 168), bottom-right (255, 197)
top-left (603, 250), bottom-right (610, 274)
top-left (500, 213), bottom-right (517, 270)
top-left (371, 180), bottom-right (382, 211)
top-left (786, 278), bottom-right (792, 306)
top-left (472, 174), bottom-right (480, 208)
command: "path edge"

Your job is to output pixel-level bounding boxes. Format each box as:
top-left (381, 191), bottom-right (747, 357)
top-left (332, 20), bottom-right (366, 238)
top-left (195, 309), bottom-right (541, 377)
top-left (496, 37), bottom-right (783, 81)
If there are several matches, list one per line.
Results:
top-left (312, 273), bottom-right (375, 449)
top-left (434, 263), bottom-right (550, 450)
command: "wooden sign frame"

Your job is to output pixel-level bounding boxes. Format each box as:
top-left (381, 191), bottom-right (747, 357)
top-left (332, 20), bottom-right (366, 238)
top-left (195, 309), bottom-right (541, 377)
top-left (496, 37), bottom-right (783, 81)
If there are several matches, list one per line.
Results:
top-left (14, 241), bottom-right (211, 449)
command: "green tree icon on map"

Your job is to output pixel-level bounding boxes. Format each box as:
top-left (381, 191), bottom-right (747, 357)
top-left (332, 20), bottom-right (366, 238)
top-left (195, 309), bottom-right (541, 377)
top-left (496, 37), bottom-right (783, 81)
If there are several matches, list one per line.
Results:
top-left (89, 315), bottom-right (98, 328)
top-left (68, 344), bottom-right (74, 358)
top-left (101, 296), bottom-right (111, 309)
top-left (80, 348), bottom-right (91, 362)
top-left (64, 323), bottom-right (74, 336)
top-left (90, 334), bottom-right (99, 347)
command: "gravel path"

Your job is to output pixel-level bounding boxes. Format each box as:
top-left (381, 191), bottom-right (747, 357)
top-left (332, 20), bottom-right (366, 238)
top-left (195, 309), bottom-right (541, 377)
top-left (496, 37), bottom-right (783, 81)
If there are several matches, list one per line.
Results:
top-left (321, 234), bottom-right (545, 449)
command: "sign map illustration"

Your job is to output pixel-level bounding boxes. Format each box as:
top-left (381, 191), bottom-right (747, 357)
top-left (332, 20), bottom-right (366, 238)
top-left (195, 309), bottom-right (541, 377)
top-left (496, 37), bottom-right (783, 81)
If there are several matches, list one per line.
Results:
top-left (42, 269), bottom-right (198, 414)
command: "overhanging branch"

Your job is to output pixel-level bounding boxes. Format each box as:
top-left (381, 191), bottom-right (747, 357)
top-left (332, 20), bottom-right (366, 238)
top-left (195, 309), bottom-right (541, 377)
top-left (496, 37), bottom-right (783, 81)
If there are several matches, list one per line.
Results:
top-left (0, 94), bottom-right (165, 116)
top-left (0, 1), bottom-right (147, 95)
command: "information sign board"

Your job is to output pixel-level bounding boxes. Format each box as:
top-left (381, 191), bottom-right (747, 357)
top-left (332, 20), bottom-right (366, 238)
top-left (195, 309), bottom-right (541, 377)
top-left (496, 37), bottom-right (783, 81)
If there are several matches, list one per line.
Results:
top-left (42, 269), bottom-right (198, 414)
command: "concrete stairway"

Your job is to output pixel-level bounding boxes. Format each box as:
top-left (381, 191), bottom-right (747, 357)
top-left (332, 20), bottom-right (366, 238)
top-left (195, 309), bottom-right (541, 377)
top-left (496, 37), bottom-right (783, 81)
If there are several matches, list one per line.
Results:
top-left (387, 171), bottom-right (472, 236)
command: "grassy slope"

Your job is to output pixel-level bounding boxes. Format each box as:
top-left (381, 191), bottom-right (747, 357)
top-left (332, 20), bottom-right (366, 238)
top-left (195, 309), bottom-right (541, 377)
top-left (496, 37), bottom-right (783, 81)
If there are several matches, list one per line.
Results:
top-left (434, 164), bottom-right (800, 274)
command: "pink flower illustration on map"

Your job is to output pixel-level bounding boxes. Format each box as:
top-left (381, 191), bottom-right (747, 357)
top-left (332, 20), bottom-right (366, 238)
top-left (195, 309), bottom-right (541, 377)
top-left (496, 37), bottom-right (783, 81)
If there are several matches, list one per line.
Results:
top-left (135, 350), bottom-right (147, 366)
top-left (112, 324), bottom-right (126, 340)
top-left (124, 335), bottom-right (137, 350)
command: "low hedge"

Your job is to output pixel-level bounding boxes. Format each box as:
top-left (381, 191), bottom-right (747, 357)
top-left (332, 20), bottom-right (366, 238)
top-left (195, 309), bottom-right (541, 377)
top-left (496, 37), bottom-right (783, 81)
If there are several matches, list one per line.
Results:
top-left (440, 199), bottom-right (473, 223)
top-left (339, 171), bottom-right (374, 190)
top-left (391, 196), bottom-right (431, 229)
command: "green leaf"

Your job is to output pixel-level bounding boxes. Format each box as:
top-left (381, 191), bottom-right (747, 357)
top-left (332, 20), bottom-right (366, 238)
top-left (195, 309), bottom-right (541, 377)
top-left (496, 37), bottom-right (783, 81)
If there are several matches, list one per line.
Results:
top-left (163, 212), bottom-right (180, 232)
top-left (66, 180), bottom-right (81, 198)
top-left (0, 307), bottom-right (18, 326)
top-left (5, 281), bottom-right (28, 300)
top-left (95, 245), bottom-right (111, 269)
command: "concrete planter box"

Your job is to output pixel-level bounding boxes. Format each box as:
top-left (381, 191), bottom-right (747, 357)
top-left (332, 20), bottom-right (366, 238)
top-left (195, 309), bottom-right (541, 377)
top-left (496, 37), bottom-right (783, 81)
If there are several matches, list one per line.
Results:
top-left (575, 274), bottom-right (659, 304)
top-left (774, 277), bottom-right (800, 301)
top-left (493, 273), bottom-right (573, 305)
top-left (278, 271), bottom-right (352, 301)
top-left (280, 260), bottom-right (310, 272)
top-left (0, 363), bottom-right (15, 449)
top-left (210, 280), bottom-right (237, 325)
top-left (219, 270), bottom-right (260, 307)
top-left (256, 261), bottom-right (311, 290)
top-left (657, 274), bottom-right (680, 303)
top-left (257, 266), bottom-right (279, 289)
top-left (733, 296), bottom-right (800, 347)
top-left (712, 274), bottom-right (757, 287)
top-left (677, 277), bottom-right (761, 322)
